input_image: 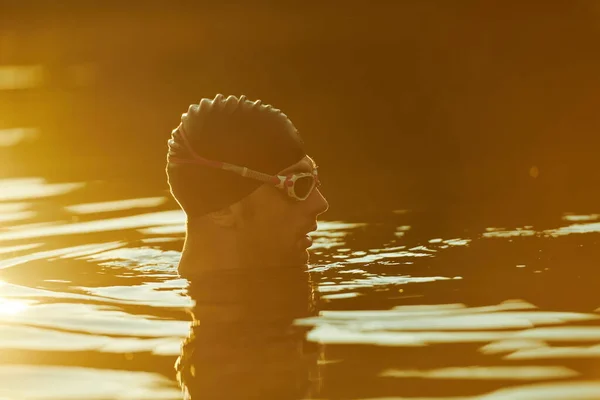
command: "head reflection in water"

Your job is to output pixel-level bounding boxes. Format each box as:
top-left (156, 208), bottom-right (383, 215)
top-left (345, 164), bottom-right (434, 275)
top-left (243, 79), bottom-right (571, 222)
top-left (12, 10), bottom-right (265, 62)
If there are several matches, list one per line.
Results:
top-left (166, 94), bottom-right (329, 274)
top-left (165, 94), bottom-right (328, 399)
top-left (175, 269), bottom-right (321, 399)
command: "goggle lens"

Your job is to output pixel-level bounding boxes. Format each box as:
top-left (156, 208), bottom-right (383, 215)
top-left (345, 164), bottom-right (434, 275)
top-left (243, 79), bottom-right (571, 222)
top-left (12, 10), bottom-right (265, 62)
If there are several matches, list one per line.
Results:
top-left (293, 175), bottom-right (316, 200)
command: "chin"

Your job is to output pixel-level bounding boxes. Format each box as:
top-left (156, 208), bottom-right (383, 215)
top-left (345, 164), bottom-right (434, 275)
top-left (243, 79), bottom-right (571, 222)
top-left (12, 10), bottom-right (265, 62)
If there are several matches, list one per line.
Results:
top-left (299, 249), bottom-right (310, 264)
top-left (286, 248), bottom-right (310, 266)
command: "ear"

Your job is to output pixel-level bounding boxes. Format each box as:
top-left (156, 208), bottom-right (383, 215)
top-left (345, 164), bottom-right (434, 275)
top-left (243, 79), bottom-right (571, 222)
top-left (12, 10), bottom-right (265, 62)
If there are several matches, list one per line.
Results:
top-left (207, 206), bottom-right (237, 228)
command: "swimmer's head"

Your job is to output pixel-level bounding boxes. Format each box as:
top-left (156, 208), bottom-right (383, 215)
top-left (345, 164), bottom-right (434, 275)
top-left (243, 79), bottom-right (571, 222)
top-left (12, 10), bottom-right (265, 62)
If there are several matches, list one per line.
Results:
top-left (166, 94), bottom-right (306, 217)
top-left (166, 94), bottom-right (329, 268)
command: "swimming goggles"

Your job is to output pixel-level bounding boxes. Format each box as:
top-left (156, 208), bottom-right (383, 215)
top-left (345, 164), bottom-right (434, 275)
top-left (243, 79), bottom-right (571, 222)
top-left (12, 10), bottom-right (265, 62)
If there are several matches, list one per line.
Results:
top-left (168, 128), bottom-right (321, 201)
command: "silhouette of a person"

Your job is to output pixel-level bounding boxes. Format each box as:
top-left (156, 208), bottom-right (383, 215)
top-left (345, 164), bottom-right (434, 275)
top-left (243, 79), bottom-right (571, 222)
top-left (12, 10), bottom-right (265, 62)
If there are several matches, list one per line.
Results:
top-left (165, 94), bottom-right (329, 399)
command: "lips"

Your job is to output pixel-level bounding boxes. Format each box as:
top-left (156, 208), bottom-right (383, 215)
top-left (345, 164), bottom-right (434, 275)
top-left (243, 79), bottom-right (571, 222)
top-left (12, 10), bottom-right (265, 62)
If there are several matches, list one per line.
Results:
top-left (297, 224), bottom-right (318, 249)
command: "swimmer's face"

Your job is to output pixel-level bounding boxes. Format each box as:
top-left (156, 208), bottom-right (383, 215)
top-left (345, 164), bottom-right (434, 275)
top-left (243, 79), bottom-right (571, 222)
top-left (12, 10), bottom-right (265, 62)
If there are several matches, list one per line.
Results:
top-left (233, 155), bottom-right (329, 267)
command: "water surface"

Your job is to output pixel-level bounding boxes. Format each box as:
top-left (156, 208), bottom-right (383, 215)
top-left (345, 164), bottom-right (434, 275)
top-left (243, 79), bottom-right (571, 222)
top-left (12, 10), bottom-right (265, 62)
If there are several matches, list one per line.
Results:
top-left (1, 177), bottom-right (599, 399)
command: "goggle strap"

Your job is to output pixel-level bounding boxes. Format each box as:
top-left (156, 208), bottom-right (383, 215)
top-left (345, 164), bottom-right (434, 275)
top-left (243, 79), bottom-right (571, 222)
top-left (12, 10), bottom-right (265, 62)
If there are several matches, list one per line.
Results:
top-left (170, 132), bottom-right (318, 200)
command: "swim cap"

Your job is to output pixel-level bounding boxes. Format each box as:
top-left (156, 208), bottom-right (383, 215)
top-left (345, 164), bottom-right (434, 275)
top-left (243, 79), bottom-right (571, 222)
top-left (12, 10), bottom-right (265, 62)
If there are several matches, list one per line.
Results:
top-left (166, 94), bottom-right (306, 217)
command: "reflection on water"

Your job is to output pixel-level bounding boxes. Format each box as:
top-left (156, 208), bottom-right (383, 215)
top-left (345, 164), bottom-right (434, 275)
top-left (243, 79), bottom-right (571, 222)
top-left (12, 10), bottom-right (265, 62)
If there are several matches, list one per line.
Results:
top-left (0, 176), bottom-right (599, 399)
top-left (0, 210), bottom-right (184, 241)
top-left (0, 65), bottom-right (43, 90)
top-left (0, 290), bottom-right (29, 315)
top-left (65, 197), bottom-right (167, 214)
top-left (0, 128), bottom-right (39, 147)
top-left (563, 214), bottom-right (600, 222)
top-left (380, 366), bottom-right (578, 380)
top-left (0, 178), bottom-right (85, 202)
top-left (176, 268), bottom-right (320, 399)
top-left (0, 365), bottom-right (181, 400)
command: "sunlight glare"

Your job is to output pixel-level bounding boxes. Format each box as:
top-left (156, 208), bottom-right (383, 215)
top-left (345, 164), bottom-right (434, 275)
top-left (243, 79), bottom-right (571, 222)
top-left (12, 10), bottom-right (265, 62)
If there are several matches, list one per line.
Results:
top-left (0, 282), bottom-right (30, 315)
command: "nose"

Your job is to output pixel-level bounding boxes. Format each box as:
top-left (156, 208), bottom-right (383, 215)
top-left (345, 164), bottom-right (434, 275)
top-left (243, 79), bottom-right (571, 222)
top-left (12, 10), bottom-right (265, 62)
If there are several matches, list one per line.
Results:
top-left (307, 187), bottom-right (329, 217)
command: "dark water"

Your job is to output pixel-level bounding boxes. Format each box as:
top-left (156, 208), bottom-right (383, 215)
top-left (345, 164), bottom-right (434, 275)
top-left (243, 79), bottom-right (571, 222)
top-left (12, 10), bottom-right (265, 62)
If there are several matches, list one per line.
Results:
top-left (1, 176), bottom-right (599, 399)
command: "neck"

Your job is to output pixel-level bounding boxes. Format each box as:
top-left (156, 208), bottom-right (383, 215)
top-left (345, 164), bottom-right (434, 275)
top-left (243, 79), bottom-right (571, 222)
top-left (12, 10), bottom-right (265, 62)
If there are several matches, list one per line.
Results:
top-left (178, 222), bottom-right (246, 277)
top-left (179, 220), bottom-right (278, 278)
